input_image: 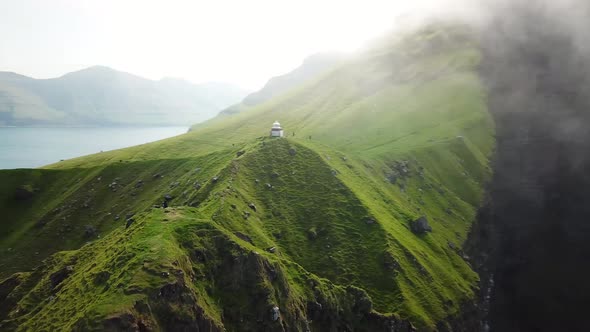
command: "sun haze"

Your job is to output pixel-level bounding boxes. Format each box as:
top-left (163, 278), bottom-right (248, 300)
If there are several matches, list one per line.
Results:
top-left (0, 0), bottom-right (433, 89)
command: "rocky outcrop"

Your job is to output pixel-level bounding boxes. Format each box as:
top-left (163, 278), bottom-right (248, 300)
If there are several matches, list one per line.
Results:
top-left (410, 216), bottom-right (432, 234)
top-left (0, 274), bottom-right (23, 321)
top-left (49, 265), bottom-right (74, 289)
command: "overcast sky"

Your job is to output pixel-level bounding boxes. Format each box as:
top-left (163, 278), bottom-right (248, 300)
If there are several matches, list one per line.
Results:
top-left (0, 0), bottom-right (442, 89)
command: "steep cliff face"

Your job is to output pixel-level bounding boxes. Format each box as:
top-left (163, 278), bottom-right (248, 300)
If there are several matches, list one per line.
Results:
top-left (468, 2), bottom-right (590, 331)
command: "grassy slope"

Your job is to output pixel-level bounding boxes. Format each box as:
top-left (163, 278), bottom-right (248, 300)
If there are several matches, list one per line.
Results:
top-left (0, 24), bottom-right (494, 330)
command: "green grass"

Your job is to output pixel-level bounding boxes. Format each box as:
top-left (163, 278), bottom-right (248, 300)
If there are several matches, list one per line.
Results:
top-left (0, 24), bottom-right (494, 331)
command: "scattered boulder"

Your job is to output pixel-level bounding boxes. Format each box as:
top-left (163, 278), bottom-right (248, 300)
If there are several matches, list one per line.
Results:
top-left (212, 176), bottom-right (219, 183)
top-left (364, 217), bottom-right (376, 225)
top-left (164, 194), bottom-right (173, 201)
top-left (134, 180), bottom-right (143, 188)
top-left (50, 265), bottom-right (74, 289)
top-left (288, 148), bottom-right (297, 156)
top-left (230, 204), bottom-right (237, 209)
top-left (108, 182), bottom-right (118, 192)
top-left (98, 312), bottom-right (149, 331)
top-left (94, 271), bottom-right (111, 285)
top-left (307, 227), bottom-right (318, 240)
top-left (194, 181), bottom-right (201, 190)
top-left (35, 219), bottom-right (48, 229)
top-left (248, 203), bottom-right (257, 211)
top-left (84, 225), bottom-right (97, 238)
top-left (410, 216), bottom-right (432, 234)
top-left (265, 183), bottom-right (273, 189)
top-left (307, 301), bottom-right (323, 321)
top-left (331, 169), bottom-right (338, 176)
top-left (385, 160), bottom-right (413, 184)
top-left (270, 306), bottom-right (280, 321)
top-left (267, 247), bottom-right (276, 253)
top-left (243, 211), bottom-right (251, 220)
top-left (126, 218), bottom-right (135, 229)
top-left (386, 173), bottom-right (398, 184)
top-left (346, 285), bottom-right (373, 314)
top-left (191, 249), bottom-right (207, 263)
top-left (236, 150), bottom-right (245, 157)
top-left (170, 181), bottom-right (180, 188)
top-left (234, 232), bottom-right (253, 244)
top-left (383, 251), bottom-right (400, 271)
top-left (153, 173), bottom-right (163, 179)
top-left (157, 282), bottom-right (184, 301)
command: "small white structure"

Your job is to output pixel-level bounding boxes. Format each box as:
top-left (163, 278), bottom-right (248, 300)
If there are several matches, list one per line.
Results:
top-left (270, 120), bottom-right (284, 137)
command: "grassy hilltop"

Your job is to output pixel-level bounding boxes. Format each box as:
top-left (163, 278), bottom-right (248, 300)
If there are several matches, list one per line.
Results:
top-left (0, 24), bottom-right (494, 331)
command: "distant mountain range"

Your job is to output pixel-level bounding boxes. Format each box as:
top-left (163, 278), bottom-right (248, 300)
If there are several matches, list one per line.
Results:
top-left (0, 66), bottom-right (249, 126)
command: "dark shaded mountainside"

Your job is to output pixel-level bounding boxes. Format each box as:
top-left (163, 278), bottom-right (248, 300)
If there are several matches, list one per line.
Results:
top-left (466, 2), bottom-right (590, 332)
top-left (0, 25), bottom-right (493, 331)
top-left (0, 66), bottom-right (248, 126)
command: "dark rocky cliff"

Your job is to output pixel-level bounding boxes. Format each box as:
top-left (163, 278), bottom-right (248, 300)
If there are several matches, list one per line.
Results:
top-left (467, 2), bottom-right (590, 331)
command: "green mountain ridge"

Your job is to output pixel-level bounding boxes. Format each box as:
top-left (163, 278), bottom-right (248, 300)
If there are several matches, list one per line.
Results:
top-left (219, 53), bottom-right (344, 116)
top-left (0, 66), bottom-right (249, 127)
top-left (0, 24), bottom-right (493, 331)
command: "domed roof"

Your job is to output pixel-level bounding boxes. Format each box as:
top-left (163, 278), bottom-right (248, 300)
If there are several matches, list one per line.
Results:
top-left (272, 120), bottom-right (282, 129)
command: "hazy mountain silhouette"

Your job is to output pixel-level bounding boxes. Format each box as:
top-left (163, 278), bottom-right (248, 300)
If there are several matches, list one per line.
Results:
top-left (0, 66), bottom-right (249, 126)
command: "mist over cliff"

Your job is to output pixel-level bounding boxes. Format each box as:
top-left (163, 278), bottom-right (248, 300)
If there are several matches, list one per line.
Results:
top-left (467, 1), bottom-right (590, 331)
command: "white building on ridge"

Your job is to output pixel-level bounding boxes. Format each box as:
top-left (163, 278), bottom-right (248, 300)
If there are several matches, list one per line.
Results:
top-left (270, 120), bottom-right (284, 137)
